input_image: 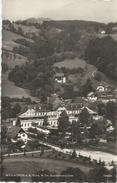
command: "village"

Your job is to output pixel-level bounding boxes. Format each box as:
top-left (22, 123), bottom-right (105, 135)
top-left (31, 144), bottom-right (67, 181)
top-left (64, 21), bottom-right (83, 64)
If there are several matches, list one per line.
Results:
top-left (2, 75), bottom-right (116, 162)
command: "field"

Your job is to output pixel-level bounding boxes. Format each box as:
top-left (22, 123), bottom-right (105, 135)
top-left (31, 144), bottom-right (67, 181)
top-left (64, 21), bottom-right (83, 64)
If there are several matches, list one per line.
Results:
top-left (13, 23), bottom-right (40, 36)
top-left (2, 52), bottom-right (27, 68)
top-left (54, 57), bottom-right (89, 69)
top-left (2, 29), bottom-right (33, 51)
top-left (2, 72), bottom-right (37, 101)
top-left (96, 33), bottom-right (117, 41)
top-left (3, 157), bottom-right (92, 175)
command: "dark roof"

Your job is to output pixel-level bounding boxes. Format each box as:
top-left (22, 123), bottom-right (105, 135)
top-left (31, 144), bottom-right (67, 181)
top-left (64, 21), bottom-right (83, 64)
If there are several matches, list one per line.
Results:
top-left (55, 73), bottom-right (64, 77)
top-left (6, 126), bottom-right (24, 138)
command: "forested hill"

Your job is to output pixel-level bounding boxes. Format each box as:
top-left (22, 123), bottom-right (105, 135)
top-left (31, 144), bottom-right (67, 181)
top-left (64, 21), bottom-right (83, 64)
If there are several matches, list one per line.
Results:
top-left (2, 19), bottom-right (117, 101)
top-left (85, 36), bottom-right (117, 82)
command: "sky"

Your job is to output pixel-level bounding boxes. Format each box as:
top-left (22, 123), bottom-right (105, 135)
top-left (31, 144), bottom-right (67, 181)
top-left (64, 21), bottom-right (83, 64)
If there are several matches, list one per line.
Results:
top-left (2, 0), bottom-right (117, 23)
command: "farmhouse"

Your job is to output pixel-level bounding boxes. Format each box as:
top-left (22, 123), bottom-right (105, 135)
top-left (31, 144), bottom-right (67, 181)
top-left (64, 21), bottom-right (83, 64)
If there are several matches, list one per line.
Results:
top-left (55, 73), bottom-right (66, 83)
top-left (96, 85), bottom-right (105, 92)
top-left (87, 92), bottom-right (97, 101)
top-left (6, 126), bottom-right (28, 144)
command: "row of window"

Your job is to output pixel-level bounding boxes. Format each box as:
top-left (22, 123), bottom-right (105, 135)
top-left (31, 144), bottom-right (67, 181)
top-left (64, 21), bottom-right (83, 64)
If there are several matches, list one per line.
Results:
top-left (22, 110), bottom-right (81, 117)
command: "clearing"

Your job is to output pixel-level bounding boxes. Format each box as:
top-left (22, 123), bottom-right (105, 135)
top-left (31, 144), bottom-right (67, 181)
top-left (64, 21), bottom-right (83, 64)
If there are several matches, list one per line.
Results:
top-left (54, 57), bottom-right (89, 69)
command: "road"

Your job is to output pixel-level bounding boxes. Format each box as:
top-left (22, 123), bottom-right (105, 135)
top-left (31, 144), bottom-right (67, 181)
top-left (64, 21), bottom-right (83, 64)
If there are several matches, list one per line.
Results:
top-left (37, 140), bottom-right (117, 165)
top-left (91, 69), bottom-right (115, 87)
top-left (3, 149), bottom-right (52, 157)
top-left (3, 139), bottom-right (117, 165)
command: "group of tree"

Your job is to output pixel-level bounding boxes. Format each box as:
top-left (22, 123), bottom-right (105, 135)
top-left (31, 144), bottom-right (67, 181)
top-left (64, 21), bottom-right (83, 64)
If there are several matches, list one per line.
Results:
top-left (85, 36), bottom-right (117, 81)
top-left (97, 101), bottom-right (117, 126)
top-left (1, 97), bottom-right (21, 120)
top-left (8, 60), bottom-right (54, 102)
top-left (30, 166), bottom-right (116, 182)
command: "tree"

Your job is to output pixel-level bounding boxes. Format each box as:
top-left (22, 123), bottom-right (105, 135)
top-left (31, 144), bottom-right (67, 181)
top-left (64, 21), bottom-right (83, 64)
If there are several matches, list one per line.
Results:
top-left (58, 110), bottom-right (70, 136)
top-left (1, 125), bottom-right (8, 144)
top-left (95, 72), bottom-right (101, 81)
top-left (71, 149), bottom-right (77, 159)
top-left (106, 23), bottom-right (113, 34)
top-left (43, 115), bottom-right (48, 126)
top-left (31, 169), bottom-right (58, 182)
top-left (15, 117), bottom-right (21, 127)
top-left (12, 103), bottom-right (21, 117)
top-left (79, 107), bottom-right (92, 126)
top-left (60, 167), bottom-right (86, 182)
top-left (80, 79), bottom-right (94, 97)
top-left (71, 121), bottom-right (82, 144)
top-left (88, 167), bottom-right (110, 182)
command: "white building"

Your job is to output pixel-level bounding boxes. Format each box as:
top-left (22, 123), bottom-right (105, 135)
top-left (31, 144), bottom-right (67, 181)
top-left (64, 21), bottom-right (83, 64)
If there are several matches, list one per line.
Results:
top-left (55, 73), bottom-right (66, 83)
top-left (13, 105), bottom-right (98, 131)
top-left (6, 126), bottom-right (28, 144)
top-left (87, 92), bottom-right (97, 101)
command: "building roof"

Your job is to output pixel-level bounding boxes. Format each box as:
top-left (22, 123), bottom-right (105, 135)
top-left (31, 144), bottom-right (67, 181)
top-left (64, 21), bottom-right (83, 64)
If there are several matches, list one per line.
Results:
top-left (49, 94), bottom-right (64, 105)
top-left (87, 92), bottom-right (94, 97)
top-left (81, 106), bottom-right (97, 115)
top-left (55, 73), bottom-right (64, 77)
top-left (6, 126), bottom-right (24, 138)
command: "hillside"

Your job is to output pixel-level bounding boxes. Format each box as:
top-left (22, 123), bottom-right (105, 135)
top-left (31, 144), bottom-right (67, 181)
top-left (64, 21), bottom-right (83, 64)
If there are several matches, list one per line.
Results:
top-left (15, 17), bottom-right (51, 25)
top-left (2, 18), bottom-right (117, 101)
top-left (2, 29), bottom-right (33, 51)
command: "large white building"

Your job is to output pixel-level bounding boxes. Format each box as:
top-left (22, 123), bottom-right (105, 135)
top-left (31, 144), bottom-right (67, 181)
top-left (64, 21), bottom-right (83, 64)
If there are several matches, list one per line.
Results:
top-left (13, 104), bottom-right (97, 131)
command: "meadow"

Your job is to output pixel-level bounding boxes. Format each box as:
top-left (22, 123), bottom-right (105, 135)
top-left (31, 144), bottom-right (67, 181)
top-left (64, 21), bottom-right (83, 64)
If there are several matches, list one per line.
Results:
top-left (2, 72), bottom-right (37, 101)
top-left (2, 29), bottom-right (33, 51)
top-left (54, 57), bottom-right (88, 69)
top-left (3, 157), bottom-right (92, 175)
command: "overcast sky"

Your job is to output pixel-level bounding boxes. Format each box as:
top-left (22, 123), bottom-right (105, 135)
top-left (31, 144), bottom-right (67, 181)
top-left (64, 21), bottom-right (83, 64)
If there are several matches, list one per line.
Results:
top-left (2, 0), bottom-right (117, 23)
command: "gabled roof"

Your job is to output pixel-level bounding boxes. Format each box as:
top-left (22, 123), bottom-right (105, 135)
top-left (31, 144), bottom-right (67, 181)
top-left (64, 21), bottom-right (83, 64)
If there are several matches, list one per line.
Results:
top-left (6, 126), bottom-right (24, 138)
top-left (55, 73), bottom-right (64, 77)
top-left (81, 106), bottom-right (97, 115)
top-left (87, 92), bottom-right (94, 97)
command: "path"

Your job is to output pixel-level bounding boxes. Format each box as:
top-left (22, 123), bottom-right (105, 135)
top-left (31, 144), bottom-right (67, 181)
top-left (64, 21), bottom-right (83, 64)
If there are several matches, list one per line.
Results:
top-left (39, 141), bottom-right (117, 165)
top-left (3, 149), bottom-right (52, 157)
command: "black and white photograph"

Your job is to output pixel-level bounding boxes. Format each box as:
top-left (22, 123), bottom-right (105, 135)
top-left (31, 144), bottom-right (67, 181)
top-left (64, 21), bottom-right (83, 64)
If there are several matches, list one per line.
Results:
top-left (1, 0), bottom-right (117, 182)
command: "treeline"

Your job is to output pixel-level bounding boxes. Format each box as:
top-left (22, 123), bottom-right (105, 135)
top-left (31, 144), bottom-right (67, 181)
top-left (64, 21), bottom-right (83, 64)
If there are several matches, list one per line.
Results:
top-left (42, 20), bottom-right (105, 31)
top-left (85, 36), bottom-right (117, 81)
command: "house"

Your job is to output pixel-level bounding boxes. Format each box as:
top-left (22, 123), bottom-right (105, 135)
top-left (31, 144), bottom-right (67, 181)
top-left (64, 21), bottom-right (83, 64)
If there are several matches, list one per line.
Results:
top-left (6, 126), bottom-right (28, 144)
top-left (87, 92), bottom-right (97, 101)
top-left (55, 73), bottom-right (66, 83)
top-left (96, 85), bottom-right (105, 92)
top-left (101, 30), bottom-right (105, 34)
top-left (113, 89), bottom-right (117, 99)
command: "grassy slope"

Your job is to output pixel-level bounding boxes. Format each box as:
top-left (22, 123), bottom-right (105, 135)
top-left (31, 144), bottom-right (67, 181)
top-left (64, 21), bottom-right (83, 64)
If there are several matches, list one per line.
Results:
top-left (2, 29), bottom-right (33, 51)
top-left (13, 23), bottom-right (40, 35)
top-left (2, 29), bottom-right (38, 100)
top-left (2, 72), bottom-right (37, 100)
top-left (53, 57), bottom-right (116, 89)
